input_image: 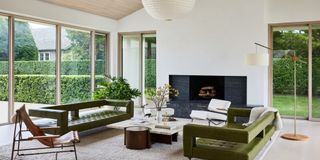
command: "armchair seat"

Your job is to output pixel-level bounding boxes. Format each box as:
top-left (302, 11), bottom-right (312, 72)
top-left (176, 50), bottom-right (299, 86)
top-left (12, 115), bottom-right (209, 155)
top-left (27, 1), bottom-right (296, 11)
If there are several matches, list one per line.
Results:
top-left (190, 99), bottom-right (231, 125)
top-left (190, 110), bottom-right (227, 121)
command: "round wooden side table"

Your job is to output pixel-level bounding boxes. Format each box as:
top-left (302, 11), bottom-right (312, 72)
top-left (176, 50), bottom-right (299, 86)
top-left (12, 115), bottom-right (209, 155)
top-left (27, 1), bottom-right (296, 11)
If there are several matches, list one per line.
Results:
top-left (124, 126), bottom-right (151, 149)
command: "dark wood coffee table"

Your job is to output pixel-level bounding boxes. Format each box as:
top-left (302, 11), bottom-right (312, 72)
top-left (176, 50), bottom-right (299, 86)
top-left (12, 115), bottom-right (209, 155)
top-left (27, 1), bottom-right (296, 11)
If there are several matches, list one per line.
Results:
top-left (124, 126), bottom-right (151, 149)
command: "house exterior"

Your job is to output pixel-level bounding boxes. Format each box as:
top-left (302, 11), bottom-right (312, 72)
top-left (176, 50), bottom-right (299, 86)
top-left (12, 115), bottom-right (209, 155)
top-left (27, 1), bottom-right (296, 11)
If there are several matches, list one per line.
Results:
top-left (31, 27), bottom-right (71, 61)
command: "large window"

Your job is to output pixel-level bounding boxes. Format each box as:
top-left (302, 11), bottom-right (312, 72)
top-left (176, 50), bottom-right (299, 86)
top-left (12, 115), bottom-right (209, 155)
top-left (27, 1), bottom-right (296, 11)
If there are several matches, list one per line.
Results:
top-left (0, 13), bottom-right (109, 124)
top-left (61, 27), bottom-right (91, 104)
top-left (14, 19), bottom-right (56, 110)
top-left (271, 24), bottom-right (320, 120)
top-left (0, 16), bottom-right (9, 123)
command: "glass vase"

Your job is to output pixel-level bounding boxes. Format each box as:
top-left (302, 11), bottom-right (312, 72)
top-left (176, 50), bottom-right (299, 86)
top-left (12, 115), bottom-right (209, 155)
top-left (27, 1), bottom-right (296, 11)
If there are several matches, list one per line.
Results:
top-left (156, 109), bottom-right (162, 123)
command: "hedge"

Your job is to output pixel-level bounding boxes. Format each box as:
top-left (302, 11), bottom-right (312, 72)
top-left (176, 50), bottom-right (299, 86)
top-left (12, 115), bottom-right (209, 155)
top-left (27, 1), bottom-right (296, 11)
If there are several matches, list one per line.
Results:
top-left (273, 57), bottom-right (320, 95)
top-left (0, 60), bottom-right (104, 75)
top-left (145, 59), bottom-right (156, 88)
top-left (0, 75), bottom-right (104, 104)
top-left (0, 59), bottom-right (156, 104)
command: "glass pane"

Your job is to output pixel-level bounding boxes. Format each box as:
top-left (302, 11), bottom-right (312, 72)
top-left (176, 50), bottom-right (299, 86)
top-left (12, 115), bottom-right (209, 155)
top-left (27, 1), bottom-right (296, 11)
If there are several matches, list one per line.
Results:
top-left (0, 16), bottom-right (9, 123)
top-left (61, 27), bottom-right (91, 104)
top-left (122, 35), bottom-right (141, 105)
top-left (272, 26), bottom-right (309, 118)
top-left (14, 19), bottom-right (56, 111)
top-left (312, 25), bottom-right (320, 118)
top-left (143, 34), bottom-right (156, 105)
top-left (95, 33), bottom-right (106, 86)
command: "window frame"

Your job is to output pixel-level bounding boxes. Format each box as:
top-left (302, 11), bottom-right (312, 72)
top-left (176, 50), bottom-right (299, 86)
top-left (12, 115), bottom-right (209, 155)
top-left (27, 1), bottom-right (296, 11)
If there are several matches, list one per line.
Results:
top-left (0, 11), bottom-right (110, 124)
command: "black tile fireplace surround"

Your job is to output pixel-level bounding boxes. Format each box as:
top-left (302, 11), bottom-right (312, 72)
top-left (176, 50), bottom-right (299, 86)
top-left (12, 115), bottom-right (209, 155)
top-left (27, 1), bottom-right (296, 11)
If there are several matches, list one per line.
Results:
top-left (168, 75), bottom-right (248, 118)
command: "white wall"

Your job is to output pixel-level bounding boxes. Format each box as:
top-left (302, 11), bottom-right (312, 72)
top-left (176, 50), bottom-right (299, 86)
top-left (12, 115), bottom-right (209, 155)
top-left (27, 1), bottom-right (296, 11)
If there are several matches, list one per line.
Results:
top-left (265, 0), bottom-right (320, 23)
top-left (118, 0), bottom-right (269, 105)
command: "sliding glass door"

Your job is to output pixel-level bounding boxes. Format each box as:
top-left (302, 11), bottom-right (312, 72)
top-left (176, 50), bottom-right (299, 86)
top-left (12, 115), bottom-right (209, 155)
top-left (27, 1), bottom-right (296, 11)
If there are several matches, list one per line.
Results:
top-left (120, 33), bottom-right (156, 107)
top-left (312, 25), bottom-right (320, 118)
top-left (271, 24), bottom-right (320, 120)
top-left (0, 16), bottom-right (9, 124)
top-left (272, 26), bottom-right (309, 118)
top-left (143, 34), bottom-right (157, 105)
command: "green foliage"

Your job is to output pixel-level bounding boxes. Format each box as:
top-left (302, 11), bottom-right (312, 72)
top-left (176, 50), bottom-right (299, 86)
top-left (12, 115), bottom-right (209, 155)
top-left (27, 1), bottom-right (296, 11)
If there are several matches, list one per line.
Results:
top-left (273, 57), bottom-right (308, 95)
top-left (0, 17), bottom-right (8, 61)
top-left (0, 75), bottom-right (8, 101)
top-left (273, 30), bottom-right (309, 57)
top-left (94, 76), bottom-right (141, 100)
top-left (0, 60), bottom-right (104, 75)
top-left (0, 75), bottom-right (104, 104)
top-left (14, 75), bottom-right (56, 104)
top-left (14, 21), bottom-right (38, 60)
top-left (144, 87), bottom-right (156, 99)
top-left (64, 29), bottom-right (90, 60)
top-left (61, 75), bottom-right (91, 103)
top-left (145, 59), bottom-right (156, 88)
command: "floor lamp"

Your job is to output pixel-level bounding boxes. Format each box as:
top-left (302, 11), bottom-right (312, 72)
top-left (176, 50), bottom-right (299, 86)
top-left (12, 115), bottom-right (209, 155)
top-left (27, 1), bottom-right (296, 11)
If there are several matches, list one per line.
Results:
top-left (246, 43), bottom-right (309, 141)
top-left (281, 52), bottom-right (309, 141)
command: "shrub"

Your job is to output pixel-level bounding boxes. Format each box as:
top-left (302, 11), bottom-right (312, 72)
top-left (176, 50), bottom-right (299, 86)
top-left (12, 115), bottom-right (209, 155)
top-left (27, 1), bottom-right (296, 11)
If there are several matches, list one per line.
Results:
top-left (273, 57), bottom-right (308, 95)
top-left (0, 60), bottom-right (104, 75)
top-left (0, 75), bottom-right (104, 104)
top-left (94, 76), bottom-right (141, 100)
top-left (145, 59), bottom-right (156, 88)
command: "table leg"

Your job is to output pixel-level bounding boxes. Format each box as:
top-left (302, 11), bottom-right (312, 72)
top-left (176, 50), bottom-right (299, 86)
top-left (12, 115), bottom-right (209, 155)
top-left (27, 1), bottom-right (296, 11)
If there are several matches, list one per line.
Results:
top-left (172, 133), bottom-right (178, 142)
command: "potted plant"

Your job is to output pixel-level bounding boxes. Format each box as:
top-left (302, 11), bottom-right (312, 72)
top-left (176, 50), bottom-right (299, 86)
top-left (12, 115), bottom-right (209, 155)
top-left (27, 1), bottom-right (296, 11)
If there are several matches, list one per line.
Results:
top-left (146, 84), bottom-right (179, 123)
top-left (94, 75), bottom-right (141, 110)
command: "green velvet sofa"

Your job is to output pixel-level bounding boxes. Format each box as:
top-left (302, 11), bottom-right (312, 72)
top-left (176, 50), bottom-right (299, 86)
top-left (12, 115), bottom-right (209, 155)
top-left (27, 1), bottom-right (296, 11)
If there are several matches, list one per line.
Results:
top-left (29, 99), bottom-right (134, 135)
top-left (183, 107), bottom-right (276, 160)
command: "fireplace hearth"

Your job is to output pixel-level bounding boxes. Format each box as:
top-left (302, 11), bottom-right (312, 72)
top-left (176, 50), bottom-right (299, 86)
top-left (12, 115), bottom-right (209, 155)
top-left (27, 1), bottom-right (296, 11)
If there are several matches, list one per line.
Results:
top-left (168, 75), bottom-right (247, 118)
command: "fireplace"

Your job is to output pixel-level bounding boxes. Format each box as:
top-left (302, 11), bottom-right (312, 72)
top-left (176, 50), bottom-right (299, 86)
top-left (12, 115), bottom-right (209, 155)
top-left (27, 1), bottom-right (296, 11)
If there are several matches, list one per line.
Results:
top-left (169, 75), bottom-right (247, 104)
top-left (168, 75), bottom-right (247, 118)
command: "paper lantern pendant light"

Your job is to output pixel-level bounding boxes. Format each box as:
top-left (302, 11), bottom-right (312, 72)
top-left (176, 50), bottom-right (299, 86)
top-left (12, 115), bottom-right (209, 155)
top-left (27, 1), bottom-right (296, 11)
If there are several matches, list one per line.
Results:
top-left (142, 0), bottom-right (196, 21)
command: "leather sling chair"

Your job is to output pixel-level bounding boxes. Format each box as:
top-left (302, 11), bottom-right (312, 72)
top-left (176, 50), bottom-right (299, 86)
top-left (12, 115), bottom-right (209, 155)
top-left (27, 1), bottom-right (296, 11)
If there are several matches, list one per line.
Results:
top-left (11, 105), bottom-right (80, 160)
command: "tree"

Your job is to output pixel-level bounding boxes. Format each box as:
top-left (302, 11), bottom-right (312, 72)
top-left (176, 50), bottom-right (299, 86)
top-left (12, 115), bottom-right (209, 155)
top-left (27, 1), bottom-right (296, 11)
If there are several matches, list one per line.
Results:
top-left (0, 18), bottom-right (8, 61)
top-left (14, 21), bottom-right (38, 61)
top-left (64, 29), bottom-right (90, 60)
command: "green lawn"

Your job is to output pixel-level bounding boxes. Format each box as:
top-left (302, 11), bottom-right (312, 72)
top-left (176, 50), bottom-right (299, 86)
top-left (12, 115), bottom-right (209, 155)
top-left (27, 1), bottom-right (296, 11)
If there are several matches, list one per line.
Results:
top-left (273, 95), bottom-right (320, 118)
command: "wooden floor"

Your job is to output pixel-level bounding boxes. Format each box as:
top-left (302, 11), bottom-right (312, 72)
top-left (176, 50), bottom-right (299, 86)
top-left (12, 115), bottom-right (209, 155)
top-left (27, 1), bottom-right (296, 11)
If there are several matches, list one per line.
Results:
top-left (1, 119), bottom-right (319, 160)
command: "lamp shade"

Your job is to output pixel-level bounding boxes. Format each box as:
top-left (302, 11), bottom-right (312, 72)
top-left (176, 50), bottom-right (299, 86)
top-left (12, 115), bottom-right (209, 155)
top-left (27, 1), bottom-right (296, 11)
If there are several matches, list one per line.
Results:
top-left (142, 0), bottom-right (196, 21)
top-left (246, 53), bottom-right (269, 66)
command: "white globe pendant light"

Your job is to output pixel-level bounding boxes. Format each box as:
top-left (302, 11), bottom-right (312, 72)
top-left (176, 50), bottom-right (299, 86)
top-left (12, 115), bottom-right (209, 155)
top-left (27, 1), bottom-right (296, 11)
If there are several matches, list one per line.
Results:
top-left (142, 0), bottom-right (196, 21)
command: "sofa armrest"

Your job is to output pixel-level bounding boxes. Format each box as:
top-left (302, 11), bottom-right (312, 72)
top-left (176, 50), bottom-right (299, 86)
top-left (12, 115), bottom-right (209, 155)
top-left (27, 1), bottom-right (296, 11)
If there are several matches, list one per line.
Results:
top-left (183, 124), bottom-right (249, 152)
top-left (227, 107), bottom-right (251, 123)
top-left (29, 109), bottom-right (68, 135)
top-left (105, 99), bottom-right (134, 117)
top-left (183, 124), bottom-right (250, 157)
top-left (245, 112), bottom-right (275, 141)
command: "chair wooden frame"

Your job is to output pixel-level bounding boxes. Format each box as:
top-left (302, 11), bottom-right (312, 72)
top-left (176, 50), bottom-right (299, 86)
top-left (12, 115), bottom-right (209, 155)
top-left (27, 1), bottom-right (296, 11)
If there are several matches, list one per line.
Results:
top-left (10, 105), bottom-right (79, 160)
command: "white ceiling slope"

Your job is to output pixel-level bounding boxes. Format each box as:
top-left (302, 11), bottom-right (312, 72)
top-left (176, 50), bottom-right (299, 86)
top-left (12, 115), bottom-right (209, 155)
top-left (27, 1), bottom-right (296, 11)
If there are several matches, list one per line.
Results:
top-left (41, 0), bottom-right (143, 20)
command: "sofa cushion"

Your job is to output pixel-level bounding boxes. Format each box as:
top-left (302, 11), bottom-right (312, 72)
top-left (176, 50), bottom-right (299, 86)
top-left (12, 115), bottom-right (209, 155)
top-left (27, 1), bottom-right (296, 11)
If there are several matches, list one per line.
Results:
top-left (69, 110), bottom-right (126, 126)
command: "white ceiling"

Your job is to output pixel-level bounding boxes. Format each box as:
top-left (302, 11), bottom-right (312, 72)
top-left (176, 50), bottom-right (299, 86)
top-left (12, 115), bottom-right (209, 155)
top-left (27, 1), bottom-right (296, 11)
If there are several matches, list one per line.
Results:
top-left (41, 0), bottom-right (143, 20)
